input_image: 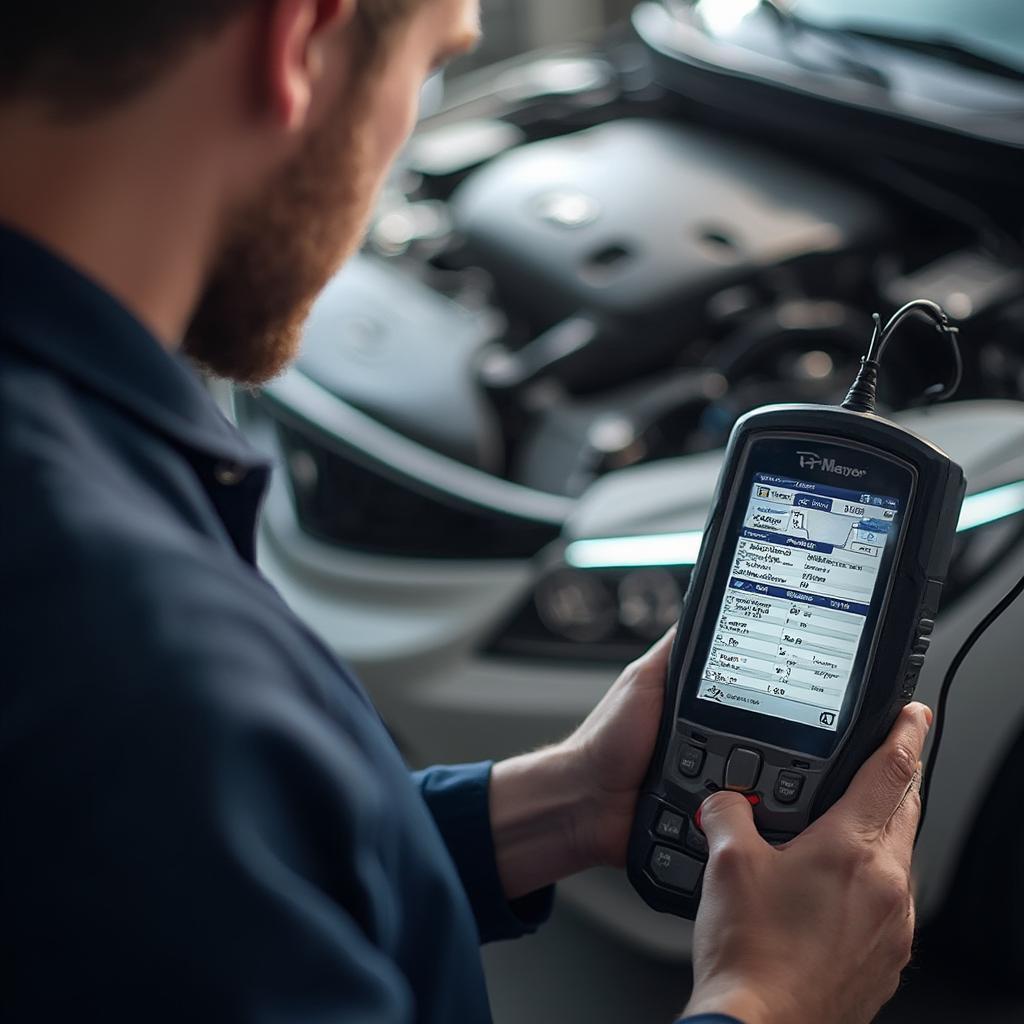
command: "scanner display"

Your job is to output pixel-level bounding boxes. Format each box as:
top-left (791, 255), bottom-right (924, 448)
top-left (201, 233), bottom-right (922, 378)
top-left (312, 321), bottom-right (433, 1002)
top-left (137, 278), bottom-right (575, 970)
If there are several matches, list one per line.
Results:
top-left (696, 473), bottom-right (901, 731)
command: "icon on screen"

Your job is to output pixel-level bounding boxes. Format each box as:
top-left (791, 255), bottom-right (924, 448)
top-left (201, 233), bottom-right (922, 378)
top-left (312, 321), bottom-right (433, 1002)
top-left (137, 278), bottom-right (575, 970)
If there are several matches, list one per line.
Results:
top-left (757, 486), bottom-right (771, 499)
top-left (819, 711), bottom-right (836, 726)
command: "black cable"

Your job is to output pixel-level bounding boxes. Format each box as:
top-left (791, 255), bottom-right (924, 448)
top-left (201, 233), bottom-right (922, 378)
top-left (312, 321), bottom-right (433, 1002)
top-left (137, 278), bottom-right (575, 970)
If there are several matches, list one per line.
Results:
top-left (917, 570), bottom-right (1024, 841)
top-left (873, 300), bottom-right (963, 403)
top-left (841, 315), bottom-right (883, 413)
top-left (830, 298), bottom-right (1012, 842)
top-left (842, 300), bottom-right (961, 413)
top-left (834, 297), bottom-right (970, 837)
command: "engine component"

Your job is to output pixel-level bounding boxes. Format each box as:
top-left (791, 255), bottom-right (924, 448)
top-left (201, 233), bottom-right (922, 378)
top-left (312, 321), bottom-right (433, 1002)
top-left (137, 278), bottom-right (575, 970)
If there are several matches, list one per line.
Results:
top-left (295, 255), bottom-right (503, 470)
top-left (450, 118), bottom-right (886, 350)
top-left (884, 248), bottom-right (1024, 321)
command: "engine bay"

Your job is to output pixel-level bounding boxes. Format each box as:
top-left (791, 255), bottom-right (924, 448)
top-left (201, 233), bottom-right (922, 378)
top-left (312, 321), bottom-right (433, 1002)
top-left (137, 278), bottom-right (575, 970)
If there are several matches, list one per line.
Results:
top-left (290, 8), bottom-right (1024, 503)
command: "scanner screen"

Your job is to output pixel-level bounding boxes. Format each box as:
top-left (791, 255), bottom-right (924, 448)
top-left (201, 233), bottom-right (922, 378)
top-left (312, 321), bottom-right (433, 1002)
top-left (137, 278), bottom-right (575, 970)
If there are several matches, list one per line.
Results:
top-left (696, 472), bottom-right (901, 732)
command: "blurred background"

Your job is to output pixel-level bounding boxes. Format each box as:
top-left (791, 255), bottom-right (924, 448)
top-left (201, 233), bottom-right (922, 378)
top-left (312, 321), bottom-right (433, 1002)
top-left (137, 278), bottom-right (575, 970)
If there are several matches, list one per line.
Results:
top-left (239, 1), bottom-right (1024, 1020)
top-left (451, 0), bottom-right (637, 72)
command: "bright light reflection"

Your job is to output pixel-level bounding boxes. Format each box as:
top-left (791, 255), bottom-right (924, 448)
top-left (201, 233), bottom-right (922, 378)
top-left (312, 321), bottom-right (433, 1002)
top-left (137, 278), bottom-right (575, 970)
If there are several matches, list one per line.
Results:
top-left (695, 0), bottom-right (762, 36)
top-left (563, 482), bottom-right (1024, 570)
top-left (956, 481), bottom-right (1024, 533)
top-left (565, 531), bottom-right (705, 569)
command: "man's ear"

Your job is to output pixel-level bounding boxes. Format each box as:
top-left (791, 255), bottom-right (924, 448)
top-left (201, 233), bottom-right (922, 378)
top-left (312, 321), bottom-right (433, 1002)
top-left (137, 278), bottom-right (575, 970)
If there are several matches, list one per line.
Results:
top-left (264, 0), bottom-right (357, 132)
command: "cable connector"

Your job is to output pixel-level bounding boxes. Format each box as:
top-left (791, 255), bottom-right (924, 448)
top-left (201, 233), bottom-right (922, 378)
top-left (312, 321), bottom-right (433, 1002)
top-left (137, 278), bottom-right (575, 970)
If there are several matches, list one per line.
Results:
top-left (841, 357), bottom-right (881, 413)
top-left (842, 313), bottom-right (884, 413)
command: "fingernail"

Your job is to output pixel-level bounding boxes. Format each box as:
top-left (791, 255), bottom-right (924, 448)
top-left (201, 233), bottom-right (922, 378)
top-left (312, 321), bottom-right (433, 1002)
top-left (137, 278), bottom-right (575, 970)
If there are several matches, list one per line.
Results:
top-left (695, 792), bottom-right (721, 832)
top-left (923, 705), bottom-right (934, 727)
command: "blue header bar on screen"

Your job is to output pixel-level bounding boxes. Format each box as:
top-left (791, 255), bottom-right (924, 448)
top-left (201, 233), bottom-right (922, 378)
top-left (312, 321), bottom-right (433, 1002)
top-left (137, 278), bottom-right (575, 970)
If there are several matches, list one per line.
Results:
top-left (754, 473), bottom-right (900, 510)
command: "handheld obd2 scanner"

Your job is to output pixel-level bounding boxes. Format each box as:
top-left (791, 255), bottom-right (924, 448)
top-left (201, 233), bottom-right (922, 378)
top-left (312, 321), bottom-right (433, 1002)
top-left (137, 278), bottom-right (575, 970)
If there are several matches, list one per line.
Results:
top-left (627, 302), bottom-right (966, 919)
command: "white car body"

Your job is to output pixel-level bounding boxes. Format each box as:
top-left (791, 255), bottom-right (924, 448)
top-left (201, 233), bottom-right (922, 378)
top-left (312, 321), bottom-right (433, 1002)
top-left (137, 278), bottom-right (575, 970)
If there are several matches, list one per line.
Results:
top-left (248, 381), bottom-right (1024, 959)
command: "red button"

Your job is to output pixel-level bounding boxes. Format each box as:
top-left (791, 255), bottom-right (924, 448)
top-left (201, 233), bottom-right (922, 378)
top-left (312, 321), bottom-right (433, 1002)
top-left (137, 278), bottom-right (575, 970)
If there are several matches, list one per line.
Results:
top-left (695, 793), bottom-right (760, 832)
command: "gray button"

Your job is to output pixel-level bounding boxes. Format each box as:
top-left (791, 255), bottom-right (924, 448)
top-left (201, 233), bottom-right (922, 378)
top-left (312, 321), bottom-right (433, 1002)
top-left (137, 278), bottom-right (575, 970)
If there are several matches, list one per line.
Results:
top-left (649, 845), bottom-right (703, 894)
top-left (774, 770), bottom-right (804, 805)
top-left (678, 744), bottom-right (705, 779)
top-left (654, 809), bottom-right (685, 842)
top-left (724, 747), bottom-right (762, 792)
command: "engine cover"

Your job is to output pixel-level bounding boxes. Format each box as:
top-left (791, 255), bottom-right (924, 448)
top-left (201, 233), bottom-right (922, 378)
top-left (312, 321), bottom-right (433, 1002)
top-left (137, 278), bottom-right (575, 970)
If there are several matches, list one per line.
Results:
top-left (295, 256), bottom-right (502, 470)
top-left (450, 118), bottom-right (885, 329)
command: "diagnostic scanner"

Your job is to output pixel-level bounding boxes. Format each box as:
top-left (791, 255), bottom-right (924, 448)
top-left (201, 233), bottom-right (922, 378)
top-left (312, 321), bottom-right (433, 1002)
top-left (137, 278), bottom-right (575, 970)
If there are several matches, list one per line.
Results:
top-left (627, 302), bottom-right (967, 919)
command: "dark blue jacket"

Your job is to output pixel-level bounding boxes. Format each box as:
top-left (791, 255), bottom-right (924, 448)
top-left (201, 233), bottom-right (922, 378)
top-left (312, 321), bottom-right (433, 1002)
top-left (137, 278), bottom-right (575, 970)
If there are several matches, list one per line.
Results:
top-left (0, 225), bottom-right (737, 1024)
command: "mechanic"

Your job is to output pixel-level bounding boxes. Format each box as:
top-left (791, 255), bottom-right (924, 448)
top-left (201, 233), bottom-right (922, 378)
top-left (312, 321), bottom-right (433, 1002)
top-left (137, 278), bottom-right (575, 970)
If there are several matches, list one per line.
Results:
top-left (0, 2), bottom-right (930, 1022)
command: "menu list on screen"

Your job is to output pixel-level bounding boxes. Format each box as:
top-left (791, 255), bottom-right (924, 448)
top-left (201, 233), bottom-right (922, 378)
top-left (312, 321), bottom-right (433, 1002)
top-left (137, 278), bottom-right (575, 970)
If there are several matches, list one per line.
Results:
top-left (696, 472), bottom-right (901, 731)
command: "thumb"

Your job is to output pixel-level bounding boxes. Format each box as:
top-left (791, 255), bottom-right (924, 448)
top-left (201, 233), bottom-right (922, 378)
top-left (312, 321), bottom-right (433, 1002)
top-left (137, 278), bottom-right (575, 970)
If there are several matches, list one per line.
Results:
top-left (698, 791), bottom-right (763, 854)
top-left (638, 624), bottom-right (677, 675)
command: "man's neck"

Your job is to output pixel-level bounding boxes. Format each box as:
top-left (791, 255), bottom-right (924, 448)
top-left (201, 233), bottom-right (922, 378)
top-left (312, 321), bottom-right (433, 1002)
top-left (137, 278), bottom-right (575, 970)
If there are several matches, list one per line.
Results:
top-left (0, 95), bottom-right (227, 349)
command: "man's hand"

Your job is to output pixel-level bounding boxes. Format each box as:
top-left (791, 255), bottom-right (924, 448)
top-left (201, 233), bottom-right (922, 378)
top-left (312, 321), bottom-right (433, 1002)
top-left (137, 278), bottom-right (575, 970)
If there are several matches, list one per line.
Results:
top-left (492, 632), bottom-right (929, 1024)
top-left (489, 628), bottom-right (674, 898)
top-left (683, 702), bottom-right (932, 1024)
top-left (564, 625), bottom-right (677, 868)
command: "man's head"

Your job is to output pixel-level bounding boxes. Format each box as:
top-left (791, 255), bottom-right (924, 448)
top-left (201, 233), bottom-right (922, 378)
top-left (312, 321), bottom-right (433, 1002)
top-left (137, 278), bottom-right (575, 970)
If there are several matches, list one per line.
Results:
top-left (1, 0), bottom-right (480, 383)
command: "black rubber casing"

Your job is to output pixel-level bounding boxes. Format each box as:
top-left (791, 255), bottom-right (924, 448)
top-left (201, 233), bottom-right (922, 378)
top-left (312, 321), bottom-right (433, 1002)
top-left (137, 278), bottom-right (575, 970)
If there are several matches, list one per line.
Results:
top-left (627, 404), bottom-right (965, 919)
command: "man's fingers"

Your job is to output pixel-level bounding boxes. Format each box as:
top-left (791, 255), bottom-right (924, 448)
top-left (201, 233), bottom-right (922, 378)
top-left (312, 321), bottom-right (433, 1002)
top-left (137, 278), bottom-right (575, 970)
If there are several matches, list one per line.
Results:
top-left (700, 790), bottom-right (765, 856)
top-left (628, 625), bottom-right (677, 683)
top-left (830, 703), bottom-right (932, 835)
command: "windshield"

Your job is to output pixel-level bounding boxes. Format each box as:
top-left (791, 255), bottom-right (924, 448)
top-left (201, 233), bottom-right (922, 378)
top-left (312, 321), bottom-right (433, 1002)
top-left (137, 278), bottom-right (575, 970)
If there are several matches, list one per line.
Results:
top-left (790, 0), bottom-right (1024, 74)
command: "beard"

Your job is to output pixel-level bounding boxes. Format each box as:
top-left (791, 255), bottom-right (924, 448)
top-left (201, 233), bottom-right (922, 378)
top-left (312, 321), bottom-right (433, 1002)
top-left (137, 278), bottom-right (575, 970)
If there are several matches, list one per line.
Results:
top-left (184, 88), bottom-right (376, 386)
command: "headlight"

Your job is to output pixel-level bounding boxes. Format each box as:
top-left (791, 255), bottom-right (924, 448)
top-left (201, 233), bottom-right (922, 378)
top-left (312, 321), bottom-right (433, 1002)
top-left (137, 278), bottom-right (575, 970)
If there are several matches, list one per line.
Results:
top-left (488, 563), bottom-right (691, 662)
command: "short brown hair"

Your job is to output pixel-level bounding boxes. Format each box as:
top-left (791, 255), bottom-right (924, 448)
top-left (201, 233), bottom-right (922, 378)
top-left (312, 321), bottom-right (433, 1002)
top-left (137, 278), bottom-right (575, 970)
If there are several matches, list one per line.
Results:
top-left (0, 1), bottom-right (421, 117)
